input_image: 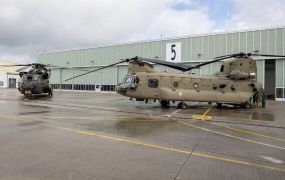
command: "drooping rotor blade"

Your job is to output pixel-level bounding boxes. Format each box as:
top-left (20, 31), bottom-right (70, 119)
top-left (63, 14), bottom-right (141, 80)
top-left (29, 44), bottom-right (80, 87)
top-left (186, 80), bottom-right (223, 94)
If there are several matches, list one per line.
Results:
top-left (215, 52), bottom-right (248, 59)
top-left (0, 64), bottom-right (33, 67)
top-left (187, 56), bottom-right (231, 71)
top-left (64, 59), bottom-right (128, 82)
top-left (249, 53), bottom-right (285, 58)
top-left (138, 57), bottom-right (191, 71)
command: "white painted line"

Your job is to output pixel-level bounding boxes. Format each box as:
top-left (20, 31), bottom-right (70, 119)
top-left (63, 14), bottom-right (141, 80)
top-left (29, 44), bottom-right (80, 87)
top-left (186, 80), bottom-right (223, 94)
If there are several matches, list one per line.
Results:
top-left (178, 121), bottom-right (285, 150)
top-left (261, 156), bottom-right (284, 164)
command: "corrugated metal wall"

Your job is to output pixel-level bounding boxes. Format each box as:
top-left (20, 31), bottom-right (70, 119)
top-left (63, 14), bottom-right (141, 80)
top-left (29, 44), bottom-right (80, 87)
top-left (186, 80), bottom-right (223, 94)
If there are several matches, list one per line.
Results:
top-left (39, 27), bottom-right (285, 94)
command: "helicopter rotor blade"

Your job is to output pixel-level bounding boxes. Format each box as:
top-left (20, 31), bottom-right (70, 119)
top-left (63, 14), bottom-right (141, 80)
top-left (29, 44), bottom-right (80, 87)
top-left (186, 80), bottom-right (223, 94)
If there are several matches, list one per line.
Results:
top-left (138, 57), bottom-right (191, 71)
top-left (187, 56), bottom-right (231, 71)
top-left (249, 53), bottom-right (285, 58)
top-left (64, 59), bottom-right (128, 82)
top-left (0, 64), bottom-right (33, 67)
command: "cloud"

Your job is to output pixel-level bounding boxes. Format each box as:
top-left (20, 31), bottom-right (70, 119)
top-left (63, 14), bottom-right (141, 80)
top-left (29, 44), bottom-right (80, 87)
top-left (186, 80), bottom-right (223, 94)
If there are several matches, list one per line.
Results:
top-left (0, 0), bottom-right (216, 63)
top-left (224, 0), bottom-right (285, 30)
top-left (0, 0), bottom-right (285, 63)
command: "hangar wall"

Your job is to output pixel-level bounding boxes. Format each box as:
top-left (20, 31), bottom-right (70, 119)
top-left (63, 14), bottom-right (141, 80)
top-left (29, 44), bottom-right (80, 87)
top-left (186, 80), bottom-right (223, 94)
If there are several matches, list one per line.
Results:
top-left (38, 26), bottom-right (285, 100)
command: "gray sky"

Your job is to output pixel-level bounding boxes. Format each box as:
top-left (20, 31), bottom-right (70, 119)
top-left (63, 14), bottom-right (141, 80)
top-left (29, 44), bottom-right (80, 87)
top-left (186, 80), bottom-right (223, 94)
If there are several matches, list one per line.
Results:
top-left (0, 0), bottom-right (285, 63)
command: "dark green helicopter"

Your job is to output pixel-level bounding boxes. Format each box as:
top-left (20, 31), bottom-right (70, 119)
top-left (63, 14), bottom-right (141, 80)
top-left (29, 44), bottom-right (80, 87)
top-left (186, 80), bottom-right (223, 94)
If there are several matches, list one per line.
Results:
top-left (0, 63), bottom-right (53, 99)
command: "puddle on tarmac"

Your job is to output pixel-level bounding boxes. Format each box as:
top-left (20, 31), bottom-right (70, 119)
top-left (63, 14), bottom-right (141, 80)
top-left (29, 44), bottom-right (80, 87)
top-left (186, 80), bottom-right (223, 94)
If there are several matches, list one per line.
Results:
top-left (83, 117), bottom-right (173, 137)
top-left (18, 121), bottom-right (44, 126)
top-left (18, 111), bottom-right (51, 115)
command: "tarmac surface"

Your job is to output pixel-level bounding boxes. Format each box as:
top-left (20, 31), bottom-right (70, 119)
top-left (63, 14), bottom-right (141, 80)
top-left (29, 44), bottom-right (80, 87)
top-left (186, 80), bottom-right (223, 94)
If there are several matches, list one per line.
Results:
top-left (0, 89), bottom-right (285, 180)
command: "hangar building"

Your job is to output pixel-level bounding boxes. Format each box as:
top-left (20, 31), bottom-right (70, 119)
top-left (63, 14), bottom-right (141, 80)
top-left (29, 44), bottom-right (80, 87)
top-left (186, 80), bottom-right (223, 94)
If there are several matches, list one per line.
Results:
top-left (39, 26), bottom-right (285, 101)
top-left (0, 61), bottom-right (21, 89)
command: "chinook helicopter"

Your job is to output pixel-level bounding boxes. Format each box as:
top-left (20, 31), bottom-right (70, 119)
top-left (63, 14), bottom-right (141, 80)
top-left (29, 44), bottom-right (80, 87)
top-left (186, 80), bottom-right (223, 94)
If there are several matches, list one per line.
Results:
top-left (0, 63), bottom-right (53, 99)
top-left (65, 52), bottom-right (285, 109)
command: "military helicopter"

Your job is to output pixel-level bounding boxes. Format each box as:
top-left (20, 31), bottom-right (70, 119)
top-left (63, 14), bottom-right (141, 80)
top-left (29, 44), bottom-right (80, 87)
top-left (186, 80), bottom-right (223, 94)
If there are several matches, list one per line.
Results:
top-left (0, 63), bottom-right (53, 99)
top-left (65, 52), bottom-right (285, 109)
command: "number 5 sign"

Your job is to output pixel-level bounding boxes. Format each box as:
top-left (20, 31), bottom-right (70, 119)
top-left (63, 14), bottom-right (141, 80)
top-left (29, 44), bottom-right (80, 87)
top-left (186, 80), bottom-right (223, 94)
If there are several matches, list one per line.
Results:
top-left (166, 42), bottom-right (181, 63)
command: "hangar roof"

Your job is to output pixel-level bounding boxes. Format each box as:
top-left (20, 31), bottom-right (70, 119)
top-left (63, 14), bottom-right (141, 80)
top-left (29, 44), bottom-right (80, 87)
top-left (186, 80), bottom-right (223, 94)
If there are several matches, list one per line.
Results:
top-left (0, 60), bottom-right (26, 74)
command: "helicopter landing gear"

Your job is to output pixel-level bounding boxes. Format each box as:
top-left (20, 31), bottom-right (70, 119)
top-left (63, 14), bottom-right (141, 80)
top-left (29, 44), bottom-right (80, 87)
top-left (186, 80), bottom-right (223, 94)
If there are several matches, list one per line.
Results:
top-left (160, 100), bottom-right (170, 108)
top-left (243, 102), bottom-right (251, 109)
top-left (178, 102), bottom-right (188, 109)
top-left (48, 89), bottom-right (53, 97)
top-left (216, 103), bottom-right (222, 109)
top-left (26, 94), bottom-right (32, 99)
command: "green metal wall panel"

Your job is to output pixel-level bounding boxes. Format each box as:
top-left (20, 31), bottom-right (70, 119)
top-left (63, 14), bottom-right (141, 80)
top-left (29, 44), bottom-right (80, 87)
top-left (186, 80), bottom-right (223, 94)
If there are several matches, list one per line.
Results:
top-left (232, 33), bottom-right (239, 53)
top-left (253, 31), bottom-right (260, 52)
top-left (247, 31), bottom-right (254, 53)
top-left (202, 36), bottom-right (209, 60)
top-left (276, 28), bottom-right (284, 55)
top-left (261, 30), bottom-right (268, 54)
top-left (256, 60), bottom-right (264, 85)
top-left (276, 60), bottom-right (284, 87)
top-left (39, 27), bottom-right (285, 89)
top-left (226, 33), bottom-right (233, 54)
top-left (240, 32), bottom-right (247, 53)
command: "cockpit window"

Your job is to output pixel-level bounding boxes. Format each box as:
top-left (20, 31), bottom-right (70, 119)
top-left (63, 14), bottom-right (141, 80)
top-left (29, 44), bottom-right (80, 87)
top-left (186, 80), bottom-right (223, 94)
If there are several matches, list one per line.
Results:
top-left (123, 75), bottom-right (139, 85)
top-left (23, 75), bottom-right (39, 81)
top-left (124, 76), bottom-right (133, 85)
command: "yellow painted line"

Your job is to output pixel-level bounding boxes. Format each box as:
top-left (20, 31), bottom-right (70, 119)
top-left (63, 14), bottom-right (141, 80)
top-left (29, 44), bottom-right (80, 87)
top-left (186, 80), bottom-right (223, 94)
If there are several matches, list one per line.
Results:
top-left (178, 121), bottom-right (285, 150)
top-left (47, 124), bottom-right (285, 173)
top-left (215, 124), bottom-right (285, 142)
top-left (191, 108), bottom-right (212, 121)
top-left (0, 114), bottom-right (172, 122)
top-left (202, 108), bottom-right (211, 116)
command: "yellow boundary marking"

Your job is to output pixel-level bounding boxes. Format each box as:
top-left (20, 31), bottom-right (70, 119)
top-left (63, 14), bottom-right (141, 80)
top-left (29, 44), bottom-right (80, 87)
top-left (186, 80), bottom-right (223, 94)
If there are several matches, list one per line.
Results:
top-left (192, 108), bottom-right (212, 121)
top-left (1, 114), bottom-right (285, 172)
top-left (215, 124), bottom-right (285, 142)
top-left (189, 108), bottom-right (285, 142)
top-left (178, 121), bottom-right (285, 150)
top-left (47, 125), bottom-right (285, 173)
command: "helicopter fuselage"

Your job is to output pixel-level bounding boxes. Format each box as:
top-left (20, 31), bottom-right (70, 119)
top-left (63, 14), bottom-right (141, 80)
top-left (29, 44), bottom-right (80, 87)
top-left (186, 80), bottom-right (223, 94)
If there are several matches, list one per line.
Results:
top-left (18, 73), bottom-right (52, 98)
top-left (116, 71), bottom-right (263, 105)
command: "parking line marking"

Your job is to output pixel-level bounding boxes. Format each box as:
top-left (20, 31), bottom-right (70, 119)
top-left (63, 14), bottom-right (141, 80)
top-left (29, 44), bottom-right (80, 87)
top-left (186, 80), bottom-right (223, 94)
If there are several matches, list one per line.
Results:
top-left (47, 124), bottom-right (285, 173)
top-left (178, 121), bottom-right (285, 150)
top-left (202, 108), bottom-right (211, 116)
top-left (192, 108), bottom-right (212, 121)
top-left (215, 124), bottom-right (285, 142)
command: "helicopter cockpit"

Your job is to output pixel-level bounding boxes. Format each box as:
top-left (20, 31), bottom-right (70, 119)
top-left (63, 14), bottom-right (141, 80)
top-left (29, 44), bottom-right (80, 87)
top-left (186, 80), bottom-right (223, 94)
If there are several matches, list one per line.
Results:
top-left (116, 74), bottom-right (139, 95)
top-left (122, 75), bottom-right (139, 87)
top-left (22, 74), bottom-right (40, 82)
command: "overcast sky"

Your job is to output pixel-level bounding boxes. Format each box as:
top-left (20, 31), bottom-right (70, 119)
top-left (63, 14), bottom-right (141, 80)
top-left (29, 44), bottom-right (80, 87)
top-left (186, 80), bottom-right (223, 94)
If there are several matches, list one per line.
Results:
top-left (0, 0), bottom-right (285, 63)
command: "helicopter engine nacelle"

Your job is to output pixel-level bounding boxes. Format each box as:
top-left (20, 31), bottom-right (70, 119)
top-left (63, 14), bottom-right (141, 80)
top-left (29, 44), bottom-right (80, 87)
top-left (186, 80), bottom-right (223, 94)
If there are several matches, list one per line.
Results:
top-left (19, 72), bottom-right (28, 77)
top-left (228, 69), bottom-right (256, 80)
top-left (128, 61), bottom-right (154, 74)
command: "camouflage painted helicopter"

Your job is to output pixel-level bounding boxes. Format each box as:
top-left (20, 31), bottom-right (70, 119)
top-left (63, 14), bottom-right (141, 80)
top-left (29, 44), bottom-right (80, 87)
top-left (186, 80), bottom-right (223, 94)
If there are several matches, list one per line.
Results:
top-left (0, 63), bottom-right (53, 99)
top-left (65, 52), bottom-right (285, 109)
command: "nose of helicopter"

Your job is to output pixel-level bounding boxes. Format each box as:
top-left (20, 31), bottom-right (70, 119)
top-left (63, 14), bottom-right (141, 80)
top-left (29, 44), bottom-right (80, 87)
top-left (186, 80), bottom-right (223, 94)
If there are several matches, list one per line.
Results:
top-left (115, 83), bottom-right (129, 95)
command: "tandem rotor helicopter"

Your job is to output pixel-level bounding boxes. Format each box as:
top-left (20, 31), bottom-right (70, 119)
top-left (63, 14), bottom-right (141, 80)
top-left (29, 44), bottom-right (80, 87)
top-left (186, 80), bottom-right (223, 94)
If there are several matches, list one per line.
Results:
top-left (0, 63), bottom-right (53, 99)
top-left (64, 52), bottom-right (285, 109)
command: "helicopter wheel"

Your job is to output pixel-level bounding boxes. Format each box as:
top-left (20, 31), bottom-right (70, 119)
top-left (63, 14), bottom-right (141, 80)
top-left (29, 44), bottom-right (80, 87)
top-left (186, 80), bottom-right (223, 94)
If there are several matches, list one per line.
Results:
top-left (243, 102), bottom-right (251, 109)
top-left (216, 103), bottom-right (222, 109)
top-left (178, 102), bottom-right (188, 109)
top-left (48, 90), bottom-right (53, 97)
top-left (160, 100), bottom-right (170, 108)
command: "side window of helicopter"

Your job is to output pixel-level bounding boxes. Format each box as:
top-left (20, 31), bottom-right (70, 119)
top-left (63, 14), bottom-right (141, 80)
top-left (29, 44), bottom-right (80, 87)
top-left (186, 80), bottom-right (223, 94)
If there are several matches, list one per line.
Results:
top-left (148, 79), bottom-right (158, 88)
top-left (220, 65), bottom-right (224, 72)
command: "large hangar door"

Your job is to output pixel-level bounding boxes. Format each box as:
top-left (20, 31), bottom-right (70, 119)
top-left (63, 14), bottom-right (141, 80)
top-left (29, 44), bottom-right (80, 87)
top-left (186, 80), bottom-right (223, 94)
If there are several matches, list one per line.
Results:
top-left (264, 59), bottom-right (276, 99)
